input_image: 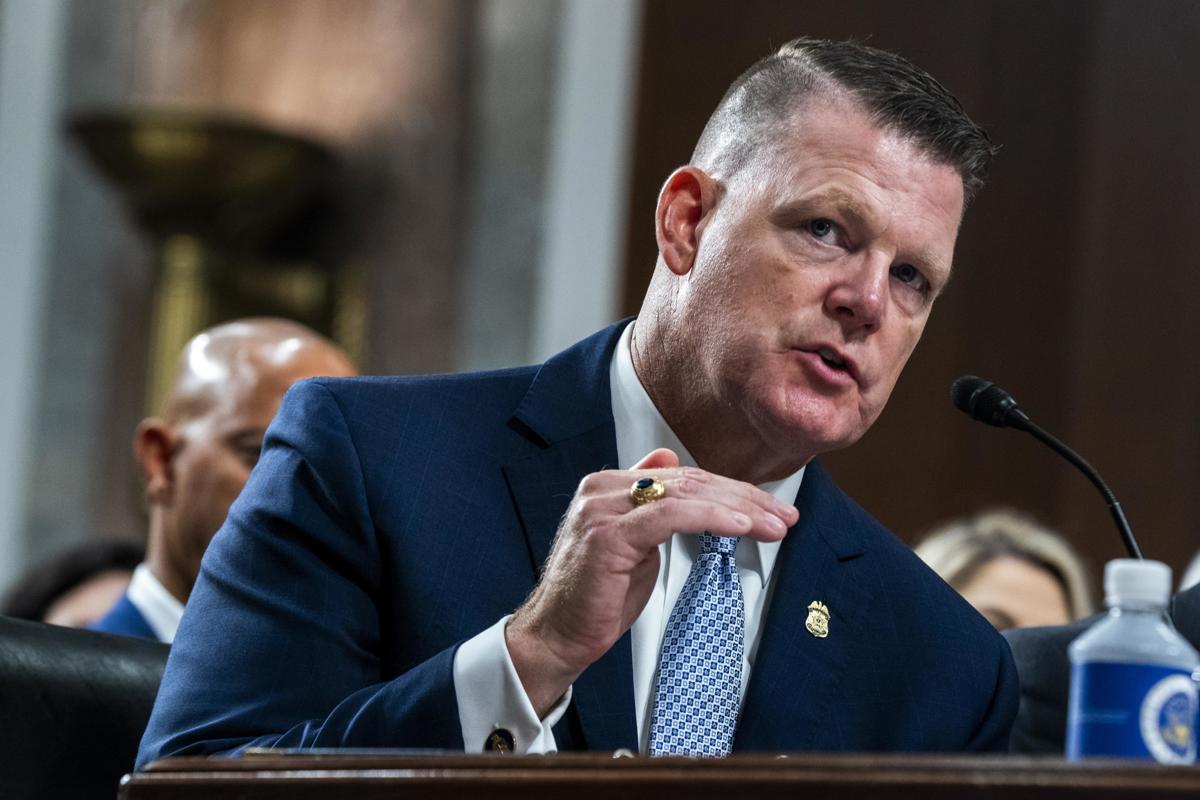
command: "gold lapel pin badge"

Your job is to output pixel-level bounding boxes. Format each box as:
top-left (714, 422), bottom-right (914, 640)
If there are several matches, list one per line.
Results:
top-left (806, 600), bottom-right (830, 639)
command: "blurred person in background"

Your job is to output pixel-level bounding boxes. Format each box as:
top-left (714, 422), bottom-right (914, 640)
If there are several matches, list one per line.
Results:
top-left (1, 539), bottom-right (144, 628)
top-left (90, 318), bottom-right (356, 642)
top-left (915, 508), bottom-right (1093, 631)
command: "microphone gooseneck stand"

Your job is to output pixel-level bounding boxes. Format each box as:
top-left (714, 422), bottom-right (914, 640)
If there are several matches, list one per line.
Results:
top-left (950, 375), bottom-right (1143, 561)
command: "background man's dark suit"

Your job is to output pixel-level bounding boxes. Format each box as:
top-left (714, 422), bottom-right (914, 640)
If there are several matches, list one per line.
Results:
top-left (138, 322), bottom-right (1016, 765)
top-left (1005, 583), bottom-right (1200, 753)
top-left (90, 594), bottom-right (156, 640)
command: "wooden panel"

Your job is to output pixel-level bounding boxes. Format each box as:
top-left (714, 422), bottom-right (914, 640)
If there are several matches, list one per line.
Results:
top-left (121, 753), bottom-right (1200, 799)
top-left (1056, 1), bottom-right (1200, 574)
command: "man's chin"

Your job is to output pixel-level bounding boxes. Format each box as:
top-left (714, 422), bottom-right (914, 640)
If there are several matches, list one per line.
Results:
top-left (759, 413), bottom-right (865, 463)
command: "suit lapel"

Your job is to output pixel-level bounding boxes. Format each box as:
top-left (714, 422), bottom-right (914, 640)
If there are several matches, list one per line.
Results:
top-left (733, 461), bottom-right (875, 751)
top-left (501, 320), bottom-right (639, 751)
top-left (502, 430), bottom-right (613, 574)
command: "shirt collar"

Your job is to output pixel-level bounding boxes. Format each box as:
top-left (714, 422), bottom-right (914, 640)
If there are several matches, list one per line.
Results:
top-left (126, 563), bottom-right (185, 643)
top-left (608, 320), bottom-right (804, 586)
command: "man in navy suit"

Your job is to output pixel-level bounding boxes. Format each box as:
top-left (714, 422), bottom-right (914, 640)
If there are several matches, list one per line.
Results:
top-left (139, 38), bottom-right (1016, 763)
top-left (91, 319), bottom-right (356, 642)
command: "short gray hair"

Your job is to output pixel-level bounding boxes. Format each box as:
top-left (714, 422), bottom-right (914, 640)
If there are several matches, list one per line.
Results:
top-left (691, 37), bottom-right (996, 206)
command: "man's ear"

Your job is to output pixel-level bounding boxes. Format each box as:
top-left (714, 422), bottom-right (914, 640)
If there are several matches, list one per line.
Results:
top-left (654, 166), bottom-right (719, 276)
top-left (134, 419), bottom-right (177, 506)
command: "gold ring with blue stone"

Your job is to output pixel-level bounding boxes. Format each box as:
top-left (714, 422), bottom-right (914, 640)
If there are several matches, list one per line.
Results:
top-left (629, 476), bottom-right (667, 507)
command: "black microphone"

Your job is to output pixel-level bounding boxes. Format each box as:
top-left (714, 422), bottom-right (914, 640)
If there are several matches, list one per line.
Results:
top-left (950, 375), bottom-right (1143, 560)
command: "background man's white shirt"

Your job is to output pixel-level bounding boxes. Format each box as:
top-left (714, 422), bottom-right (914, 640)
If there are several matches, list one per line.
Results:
top-left (126, 563), bottom-right (185, 643)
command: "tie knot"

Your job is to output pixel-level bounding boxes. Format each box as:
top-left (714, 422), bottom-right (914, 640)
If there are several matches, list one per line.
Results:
top-left (700, 532), bottom-right (737, 557)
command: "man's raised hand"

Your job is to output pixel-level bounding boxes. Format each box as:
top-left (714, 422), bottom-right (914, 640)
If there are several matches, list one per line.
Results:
top-left (505, 448), bottom-right (798, 717)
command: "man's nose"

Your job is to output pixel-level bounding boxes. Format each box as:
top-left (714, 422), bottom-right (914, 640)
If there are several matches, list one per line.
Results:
top-left (824, 252), bottom-right (889, 336)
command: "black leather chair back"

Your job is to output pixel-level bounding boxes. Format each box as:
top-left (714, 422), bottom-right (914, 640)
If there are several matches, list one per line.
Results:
top-left (1005, 584), bottom-right (1200, 754)
top-left (0, 615), bottom-right (169, 799)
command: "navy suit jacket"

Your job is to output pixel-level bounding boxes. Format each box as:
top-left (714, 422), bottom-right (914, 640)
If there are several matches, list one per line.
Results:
top-left (91, 593), bottom-right (157, 641)
top-left (138, 322), bottom-right (1017, 767)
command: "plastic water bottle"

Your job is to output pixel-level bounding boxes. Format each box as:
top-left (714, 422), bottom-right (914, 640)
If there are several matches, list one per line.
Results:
top-left (1066, 559), bottom-right (1199, 763)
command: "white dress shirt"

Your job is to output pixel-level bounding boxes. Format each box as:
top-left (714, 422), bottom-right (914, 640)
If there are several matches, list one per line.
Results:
top-left (454, 321), bottom-right (805, 753)
top-left (126, 563), bottom-right (186, 643)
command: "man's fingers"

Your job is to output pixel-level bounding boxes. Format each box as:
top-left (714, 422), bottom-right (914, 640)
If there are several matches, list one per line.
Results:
top-left (597, 462), bottom-right (795, 523)
top-left (583, 478), bottom-right (791, 535)
top-left (571, 455), bottom-right (799, 552)
top-left (664, 469), bottom-right (798, 527)
top-left (622, 497), bottom-right (752, 549)
top-left (631, 448), bottom-right (680, 471)
top-left (576, 459), bottom-right (798, 536)
top-left (622, 496), bottom-right (786, 550)
top-left (608, 468), bottom-right (795, 526)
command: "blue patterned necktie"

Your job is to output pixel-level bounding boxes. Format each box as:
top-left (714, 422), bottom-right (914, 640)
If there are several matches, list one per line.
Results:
top-left (648, 532), bottom-right (744, 756)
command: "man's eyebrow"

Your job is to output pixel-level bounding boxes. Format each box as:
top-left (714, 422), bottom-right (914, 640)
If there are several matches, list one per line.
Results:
top-left (789, 188), bottom-right (872, 226)
top-left (914, 247), bottom-right (951, 280)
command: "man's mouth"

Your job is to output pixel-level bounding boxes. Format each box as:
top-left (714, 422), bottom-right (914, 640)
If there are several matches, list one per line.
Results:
top-left (796, 344), bottom-right (861, 386)
top-left (817, 346), bottom-right (847, 371)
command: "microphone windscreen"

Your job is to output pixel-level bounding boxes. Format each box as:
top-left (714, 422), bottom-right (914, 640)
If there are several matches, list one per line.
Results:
top-left (950, 375), bottom-right (1023, 427)
top-left (950, 375), bottom-right (991, 416)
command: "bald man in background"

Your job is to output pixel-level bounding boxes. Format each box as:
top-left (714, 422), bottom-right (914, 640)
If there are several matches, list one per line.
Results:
top-left (92, 318), bottom-right (356, 642)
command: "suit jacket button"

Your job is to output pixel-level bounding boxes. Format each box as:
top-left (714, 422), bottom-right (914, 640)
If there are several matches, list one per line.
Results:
top-left (485, 728), bottom-right (515, 753)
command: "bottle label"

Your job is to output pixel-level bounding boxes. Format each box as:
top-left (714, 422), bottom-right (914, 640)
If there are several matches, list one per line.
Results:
top-left (1067, 661), bottom-right (1198, 763)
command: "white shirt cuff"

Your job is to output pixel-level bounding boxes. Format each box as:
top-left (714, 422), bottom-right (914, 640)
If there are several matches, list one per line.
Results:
top-left (453, 615), bottom-right (572, 754)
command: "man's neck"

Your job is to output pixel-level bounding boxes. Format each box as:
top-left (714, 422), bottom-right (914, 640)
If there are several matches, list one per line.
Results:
top-left (629, 319), bottom-right (809, 485)
top-left (145, 524), bottom-right (191, 605)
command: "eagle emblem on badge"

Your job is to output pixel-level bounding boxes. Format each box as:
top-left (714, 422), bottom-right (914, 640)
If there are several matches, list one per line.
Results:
top-left (806, 600), bottom-right (830, 638)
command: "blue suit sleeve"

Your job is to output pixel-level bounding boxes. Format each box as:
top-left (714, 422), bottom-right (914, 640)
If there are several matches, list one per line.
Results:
top-left (137, 381), bottom-right (465, 768)
top-left (964, 635), bottom-right (1021, 752)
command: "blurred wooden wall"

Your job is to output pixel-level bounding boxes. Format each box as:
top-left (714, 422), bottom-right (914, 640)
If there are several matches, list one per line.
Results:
top-left (621, 0), bottom-right (1200, 585)
top-left (25, 0), bottom-right (559, 570)
top-left (66, 0), bottom-right (473, 557)
top-left (123, 0), bottom-right (474, 376)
